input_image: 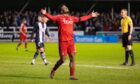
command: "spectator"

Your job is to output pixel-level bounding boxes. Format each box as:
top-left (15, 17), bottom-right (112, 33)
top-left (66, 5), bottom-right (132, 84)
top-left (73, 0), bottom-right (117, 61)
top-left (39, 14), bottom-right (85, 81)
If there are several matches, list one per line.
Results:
top-left (0, 10), bottom-right (140, 32)
top-left (103, 21), bottom-right (110, 31)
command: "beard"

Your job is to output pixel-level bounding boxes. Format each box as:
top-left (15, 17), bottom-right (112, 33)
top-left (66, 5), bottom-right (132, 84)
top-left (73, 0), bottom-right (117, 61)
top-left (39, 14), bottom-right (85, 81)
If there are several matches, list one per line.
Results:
top-left (61, 10), bottom-right (69, 14)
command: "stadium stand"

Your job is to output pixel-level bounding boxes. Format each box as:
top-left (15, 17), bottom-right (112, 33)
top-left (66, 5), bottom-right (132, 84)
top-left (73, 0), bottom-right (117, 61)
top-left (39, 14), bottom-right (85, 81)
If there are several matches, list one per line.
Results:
top-left (0, 0), bottom-right (140, 42)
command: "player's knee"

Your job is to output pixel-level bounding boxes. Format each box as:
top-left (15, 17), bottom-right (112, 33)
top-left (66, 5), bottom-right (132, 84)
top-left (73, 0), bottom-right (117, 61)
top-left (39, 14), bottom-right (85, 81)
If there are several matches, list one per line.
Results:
top-left (70, 57), bottom-right (75, 62)
top-left (60, 57), bottom-right (66, 63)
top-left (19, 42), bottom-right (22, 44)
top-left (69, 53), bottom-right (75, 62)
top-left (127, 45), bottom-right (132, 50)
top-left (124, 47), bottom-right (127, 51)
top-left (40, 51), bottom-right (45, 55)
top-left (39, 48), bottom-right (44, 52)
top-left (35, 51), bottom-right (39, 55)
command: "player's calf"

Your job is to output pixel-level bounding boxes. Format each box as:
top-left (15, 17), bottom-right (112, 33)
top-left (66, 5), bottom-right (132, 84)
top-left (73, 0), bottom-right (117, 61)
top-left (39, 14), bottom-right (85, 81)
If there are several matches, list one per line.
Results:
top-left (69, 54), bottom-right (77, 80)
top-left (40, 52), bottom-right (49, 65)
top-left (25, 42), bottom-right (28, 51)
top-left (31, 51), bottom-right (39, 65)
top-left (50, 58), bottom-right (66, 79)
top-left (127, 45), bottom-right (135, 66)
top-left (121, 50), bottom-right (129, 66)
top-left (16, 42), bottom-right (22, 51)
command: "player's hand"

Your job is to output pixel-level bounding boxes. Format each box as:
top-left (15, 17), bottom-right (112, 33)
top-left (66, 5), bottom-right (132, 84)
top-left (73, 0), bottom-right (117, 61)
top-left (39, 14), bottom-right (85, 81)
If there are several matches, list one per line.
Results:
top-left (91, 11), bottom-right (99, 17)
top-left (128, 35), bottom-right (132, 40)
top-left (41, 9), bottom-right (46, 15)
top-left (48, 37), bottom-right (52, 42)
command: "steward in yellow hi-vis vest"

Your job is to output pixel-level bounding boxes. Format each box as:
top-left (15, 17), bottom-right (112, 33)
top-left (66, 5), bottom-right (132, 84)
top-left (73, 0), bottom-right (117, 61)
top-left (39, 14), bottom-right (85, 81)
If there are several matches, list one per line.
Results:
top-left (120, 9), bottom-right (135, 66)
top-left (121, 16), bottom-right (133, 34)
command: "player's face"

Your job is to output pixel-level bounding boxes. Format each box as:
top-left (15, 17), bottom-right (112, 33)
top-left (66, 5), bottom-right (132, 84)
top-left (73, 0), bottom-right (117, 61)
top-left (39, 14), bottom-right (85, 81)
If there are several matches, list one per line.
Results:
top-left (24, 20), bottom-right (27, 24)
top-left (121, 10), bottom-right (127, 18)
top-left (23, 19), bottom-right (26, 24)
top-left (61, 5), bottom-right (69, 14)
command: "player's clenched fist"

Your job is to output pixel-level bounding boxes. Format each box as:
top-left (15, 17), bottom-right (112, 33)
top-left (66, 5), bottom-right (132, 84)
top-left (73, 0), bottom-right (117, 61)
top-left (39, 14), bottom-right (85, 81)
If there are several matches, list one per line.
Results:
top-left (91, 11), bottom-right (99, 17)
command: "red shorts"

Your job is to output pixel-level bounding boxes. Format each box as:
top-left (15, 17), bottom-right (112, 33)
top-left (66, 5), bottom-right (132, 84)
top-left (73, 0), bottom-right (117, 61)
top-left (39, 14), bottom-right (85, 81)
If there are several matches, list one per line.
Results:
top-left (20, 35), bottom-right (27, 42)
top-left (59, 40), bottom-right (76, 56)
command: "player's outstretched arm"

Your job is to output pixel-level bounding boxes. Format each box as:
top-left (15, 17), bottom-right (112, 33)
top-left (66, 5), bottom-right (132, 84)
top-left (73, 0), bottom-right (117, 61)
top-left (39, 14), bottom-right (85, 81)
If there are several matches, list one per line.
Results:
top-left (41, 9), bottom-right (57, 22)
top-left (79, 11), bottom-right (99, 22)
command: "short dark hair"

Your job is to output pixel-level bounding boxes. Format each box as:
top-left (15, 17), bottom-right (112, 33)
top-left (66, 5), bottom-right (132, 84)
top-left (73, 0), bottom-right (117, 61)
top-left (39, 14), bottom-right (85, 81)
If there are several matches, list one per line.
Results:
top-left (22, 18), bottom-right (26, 22)
top-left (58, 4), bottom-right (67, 12)
top-left (121, 8), bottom-right (128, 12)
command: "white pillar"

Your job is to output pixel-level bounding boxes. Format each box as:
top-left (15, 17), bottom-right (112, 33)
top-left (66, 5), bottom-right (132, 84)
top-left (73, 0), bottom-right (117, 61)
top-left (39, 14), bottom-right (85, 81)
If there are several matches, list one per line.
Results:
top-left (128, 2), bottom-right (130, 16)
top-left (111, 7), bottom-right (114, 20)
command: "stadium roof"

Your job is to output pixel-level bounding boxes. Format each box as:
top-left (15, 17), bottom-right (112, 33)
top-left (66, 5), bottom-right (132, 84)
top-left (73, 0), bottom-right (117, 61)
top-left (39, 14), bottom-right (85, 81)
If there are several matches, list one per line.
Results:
top-left (86, 0), bottom-right (139, 1)
top-left (0, 0), bottom-right (139, 11)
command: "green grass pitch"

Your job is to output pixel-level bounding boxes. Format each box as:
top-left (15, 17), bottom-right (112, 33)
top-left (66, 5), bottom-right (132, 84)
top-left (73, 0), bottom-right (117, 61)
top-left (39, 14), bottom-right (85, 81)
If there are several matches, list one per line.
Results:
top-left (0, 42), bottom-right (140, 84)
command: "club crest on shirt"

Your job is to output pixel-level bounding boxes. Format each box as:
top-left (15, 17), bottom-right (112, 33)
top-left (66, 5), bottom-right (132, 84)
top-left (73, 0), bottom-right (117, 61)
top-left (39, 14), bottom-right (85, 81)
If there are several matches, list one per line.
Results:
top-left (62, 18), bottom-right (73, 24)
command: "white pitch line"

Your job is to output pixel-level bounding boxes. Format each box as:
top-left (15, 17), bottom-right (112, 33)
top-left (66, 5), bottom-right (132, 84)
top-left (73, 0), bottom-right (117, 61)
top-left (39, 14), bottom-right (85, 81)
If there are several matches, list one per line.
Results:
top-left (62, 63), bottom-right (130, 70)
top-left (48, 60), bottom-right (130, 70)
top-left (76, 64), bottom-right (129, 70)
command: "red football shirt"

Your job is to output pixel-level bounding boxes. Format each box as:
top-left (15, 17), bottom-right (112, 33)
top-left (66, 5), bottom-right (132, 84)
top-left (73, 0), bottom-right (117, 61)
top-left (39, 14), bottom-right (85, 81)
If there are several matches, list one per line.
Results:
top-left (20, 23), bottom-right (27, 37)
top-left (44, 13), bottom-right (92, 42)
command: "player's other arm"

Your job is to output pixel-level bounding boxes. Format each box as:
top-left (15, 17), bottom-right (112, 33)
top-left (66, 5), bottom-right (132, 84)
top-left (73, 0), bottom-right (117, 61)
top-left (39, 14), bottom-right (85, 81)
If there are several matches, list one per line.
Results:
top-left (41, 9), bottom-right (58, 22)
top-left (73, 12), bottom-right (99, 23)
top-left (45, 28), bottom-right (50, 37)
top-left (45, 28), bottom-right (51, 41)
top-left (30, 23), bottom-right (37, 41)
top-left (128, 17), bottom-right (133, 35)
top-left (128, 17), bottom-right (133, 40)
